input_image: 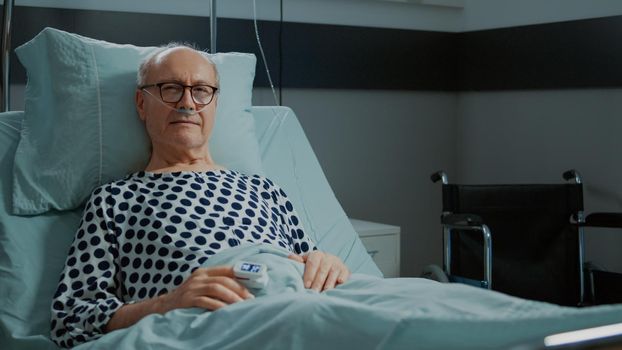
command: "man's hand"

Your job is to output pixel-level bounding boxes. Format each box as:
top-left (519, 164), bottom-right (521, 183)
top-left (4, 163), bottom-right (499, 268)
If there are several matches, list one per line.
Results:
top-left (106, 265), bottom-right (253, 333)
top-left (288, 251), bottom-right (350, 292)
top-left (160, 266), bottom-right (254, 313)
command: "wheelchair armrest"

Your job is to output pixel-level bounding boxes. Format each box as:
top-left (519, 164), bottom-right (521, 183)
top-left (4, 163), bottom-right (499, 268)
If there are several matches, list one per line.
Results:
top-left (563, 169), bottom-right (583, 184)
top-left (441, 213), bottom-right (483, 226)
top-left (583, 212), bottom-right (622, 228)
top-left (430, 170), bottom-right (448, 184)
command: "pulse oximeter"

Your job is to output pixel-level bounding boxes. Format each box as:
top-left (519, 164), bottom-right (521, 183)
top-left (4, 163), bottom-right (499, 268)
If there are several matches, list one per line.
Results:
top-left (233, 261), bottom-right (269, 289)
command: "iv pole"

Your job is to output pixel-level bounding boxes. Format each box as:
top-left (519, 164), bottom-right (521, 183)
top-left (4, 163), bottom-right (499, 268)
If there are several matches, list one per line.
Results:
top-left (209, 0), bottom-right (217, 53)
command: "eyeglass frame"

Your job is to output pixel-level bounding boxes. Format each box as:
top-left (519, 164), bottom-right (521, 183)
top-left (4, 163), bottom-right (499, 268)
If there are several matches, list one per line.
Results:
top-left (139, 82), bottom-right (219, 105)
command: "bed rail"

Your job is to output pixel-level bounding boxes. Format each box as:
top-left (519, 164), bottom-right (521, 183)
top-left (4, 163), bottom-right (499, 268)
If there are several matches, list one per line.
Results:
top-left (1, 0), bottom-right (14, 112)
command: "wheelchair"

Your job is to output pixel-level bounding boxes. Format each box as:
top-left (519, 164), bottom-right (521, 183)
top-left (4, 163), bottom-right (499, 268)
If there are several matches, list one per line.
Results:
top-left (424, 169), bottom-right (622, 306)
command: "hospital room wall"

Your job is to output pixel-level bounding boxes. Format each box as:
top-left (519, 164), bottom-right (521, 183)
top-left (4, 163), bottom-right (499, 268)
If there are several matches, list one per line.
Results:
top-left (456, 0), bottom-right (622, 276)
top-left (251, 90), bottom-right (622, 277)
top-left (253, 88), bottom-right (458, 278)
top-left (255, 1), bottom-right (622, 277)
top-left (461, 0), bottom-right (622, 31)
top-left (456, 90), bottom-right (622, 273)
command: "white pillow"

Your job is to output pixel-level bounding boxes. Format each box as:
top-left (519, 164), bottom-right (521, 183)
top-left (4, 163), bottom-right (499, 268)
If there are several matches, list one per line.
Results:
top-left (12, 27), bottom-right (263, 215)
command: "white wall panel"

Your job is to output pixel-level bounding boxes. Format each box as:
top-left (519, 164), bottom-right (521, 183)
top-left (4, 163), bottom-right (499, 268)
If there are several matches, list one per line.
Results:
top-left (10, 0), bottom-right (463, 31)
top-left (462, 0), bottom-right (622, 31)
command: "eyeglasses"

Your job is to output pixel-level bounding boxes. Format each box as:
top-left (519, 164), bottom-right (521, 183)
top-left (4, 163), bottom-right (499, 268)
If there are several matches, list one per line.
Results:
top-left (140, 82), bottom-right (218, 105)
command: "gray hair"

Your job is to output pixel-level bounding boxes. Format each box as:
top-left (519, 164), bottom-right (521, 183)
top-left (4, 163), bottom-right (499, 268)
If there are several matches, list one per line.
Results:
top-left (136, 42), bottom-right (219, 87)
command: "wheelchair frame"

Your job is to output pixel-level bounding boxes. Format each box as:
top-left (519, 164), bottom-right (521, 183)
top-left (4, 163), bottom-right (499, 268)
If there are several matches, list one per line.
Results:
top-left (431, 169), bottom-right (587, 304)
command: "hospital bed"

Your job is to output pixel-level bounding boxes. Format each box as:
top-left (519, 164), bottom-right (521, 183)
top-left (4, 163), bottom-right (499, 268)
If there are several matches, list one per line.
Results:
top-left (2, 13), bottom-right (622, 350)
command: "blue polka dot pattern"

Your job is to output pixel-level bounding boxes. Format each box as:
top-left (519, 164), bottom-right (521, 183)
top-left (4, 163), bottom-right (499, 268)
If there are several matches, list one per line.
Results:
top-left (50, 169), bottom-right (316, 348)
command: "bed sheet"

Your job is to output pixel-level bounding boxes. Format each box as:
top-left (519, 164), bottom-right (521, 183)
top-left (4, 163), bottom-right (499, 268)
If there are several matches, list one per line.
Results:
top-left (74, 244), bottom-right (622, 350)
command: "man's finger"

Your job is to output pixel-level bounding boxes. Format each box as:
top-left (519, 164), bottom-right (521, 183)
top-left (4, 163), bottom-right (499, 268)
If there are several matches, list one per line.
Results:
top-left (337, 267), bottom-right (350, 284)
top-left (287, 254), bottom-right (304, 263)
top-left (322, 267), bottom-right (340, 291)
top-left (303, 253), bottom-right (322, 288)
top-left (202, 283), bottom-right (247, 304)
top-left (205, 276), bottom-right (254, 300)
top-left (310, 262), bottom-right (331, 292)
top-left (203, 266), bottom-right (236, 278)
top-left (194, 296), bottom-right (228, 311)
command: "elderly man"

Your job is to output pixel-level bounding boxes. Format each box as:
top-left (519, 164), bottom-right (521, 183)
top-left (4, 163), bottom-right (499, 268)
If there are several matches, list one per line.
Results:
top-left (50, 45), bottom-right (350, 348)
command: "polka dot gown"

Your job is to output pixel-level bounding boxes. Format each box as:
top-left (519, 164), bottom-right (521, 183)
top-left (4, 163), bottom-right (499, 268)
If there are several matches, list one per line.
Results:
top-left (50, 170), bottom-right (316, 348)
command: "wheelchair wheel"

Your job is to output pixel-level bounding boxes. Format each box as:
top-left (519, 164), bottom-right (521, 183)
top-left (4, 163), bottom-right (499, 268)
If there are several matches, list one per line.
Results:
top-left (421, 264), bottom-right (449, 283)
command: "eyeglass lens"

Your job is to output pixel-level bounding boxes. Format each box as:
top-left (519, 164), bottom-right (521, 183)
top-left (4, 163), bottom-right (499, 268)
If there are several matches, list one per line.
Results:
top-left (160, 83), bottom-right (215, 104)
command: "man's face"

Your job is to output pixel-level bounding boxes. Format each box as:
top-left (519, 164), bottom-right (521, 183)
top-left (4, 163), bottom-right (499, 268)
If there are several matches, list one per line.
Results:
top-left (136, 48), bottom-right (219, 154)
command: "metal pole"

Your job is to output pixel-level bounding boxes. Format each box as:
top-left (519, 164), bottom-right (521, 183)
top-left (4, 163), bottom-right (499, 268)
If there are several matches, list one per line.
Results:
top-left (482, 225), bottom-right (492, 290)
top-left (210, 0), bottom-right (217, 53)
top-left (1, 0), bottom-right (15, 112)
top-left (443, 226), bottom-right (451, 276)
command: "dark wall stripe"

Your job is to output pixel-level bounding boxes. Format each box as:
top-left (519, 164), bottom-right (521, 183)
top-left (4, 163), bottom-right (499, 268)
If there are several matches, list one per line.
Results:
top-left (6, 6), bottom-right (622, 91)
top-left (281, 22), bottom-right (457, 90)
top-left (457, 16), bottom-right (622, 91)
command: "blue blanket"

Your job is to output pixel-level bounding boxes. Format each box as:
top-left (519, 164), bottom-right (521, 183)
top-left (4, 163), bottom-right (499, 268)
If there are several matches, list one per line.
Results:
top-left (73, 244), bottom-right (622, 350)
